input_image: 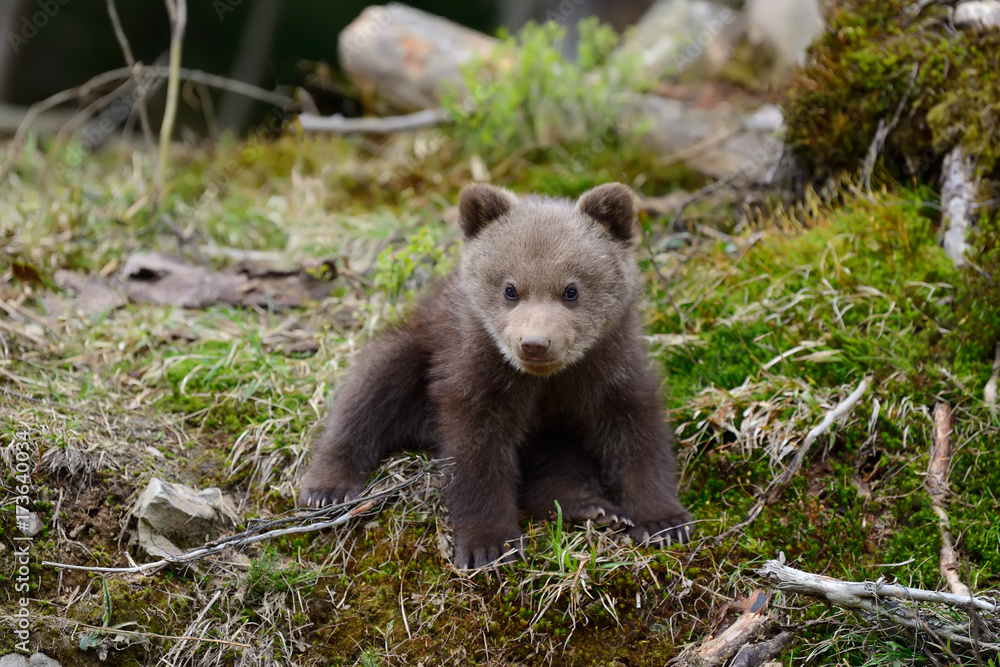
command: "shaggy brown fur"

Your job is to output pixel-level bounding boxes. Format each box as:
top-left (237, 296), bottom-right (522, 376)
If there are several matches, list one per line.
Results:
top-left (299, 183), bottom-right (694, 569)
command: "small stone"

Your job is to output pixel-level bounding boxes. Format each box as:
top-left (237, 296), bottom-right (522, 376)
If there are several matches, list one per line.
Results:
top-left (16, 508), bottom-right (44, 537)
top-left (29, 654), bottom-right (61, 667)
top-left (134, 478), bottom-right (240, 557)
top-left (0, 655), bottom-right (27, 667)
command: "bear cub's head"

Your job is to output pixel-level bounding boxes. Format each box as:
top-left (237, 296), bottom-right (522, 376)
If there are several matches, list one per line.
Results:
top-left (457, 183), bottom-right (641, 377)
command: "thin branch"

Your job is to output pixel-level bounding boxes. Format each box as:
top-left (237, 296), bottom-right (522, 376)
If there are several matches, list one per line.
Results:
top-left (105, 0), bottom-right (155, 152)
top-left (758, 560), bottom-right (1000, 649)
top-left (31, 615), bottom-right (251, 649)
top-left (766, 375), bottom-right (871, 504)
top-left (713, 378), bottom-right (872, 545)
top-left (43, 458), bottom-right (445, 575)
top-left (861, 64), bottom-right (918, 192)
top-left (156, 0), bottom-right (187, 205)
top-left (298, 108), bottom-right (449, 134)
top-left (0, 65), bottom-right (295, 182)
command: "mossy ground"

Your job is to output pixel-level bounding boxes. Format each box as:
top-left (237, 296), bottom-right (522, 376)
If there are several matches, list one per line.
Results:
top-left (784, 0), bottom-right (1000, 183)
top-left (2, 124), bottom-right (999, 666)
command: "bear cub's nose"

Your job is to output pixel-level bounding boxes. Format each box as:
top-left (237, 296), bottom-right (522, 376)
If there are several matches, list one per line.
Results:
top-left (520, 335), bottom-right (550, 356)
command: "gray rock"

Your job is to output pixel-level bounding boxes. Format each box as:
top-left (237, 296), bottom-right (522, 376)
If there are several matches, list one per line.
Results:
top-left (0, 654), bottom-right (61, 667)
top-left (627, 95), bottom-right (785, 183)
top-left (134, 479), bottom-right (240, 557)
top-left (746, 0), bottom-right (824, 70)
top-left (613, 0), bottom-right (739, 79)
top-left (16, 508), bottom-right (44, 537)
top-left (955, 1), bottom-right (1000, 29)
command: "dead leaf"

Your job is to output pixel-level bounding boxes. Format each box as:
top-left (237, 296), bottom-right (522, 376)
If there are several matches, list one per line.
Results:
top-left (123, 251), bottom-right (337, 310)
top-left (54, 269), bottom-right (127, 315)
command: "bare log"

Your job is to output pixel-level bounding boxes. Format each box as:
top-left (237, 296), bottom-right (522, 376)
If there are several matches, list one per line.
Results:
top-left (927, 402), bottom-right (971, 598)
top-left (758, 560), bottom-right (1000, 650)
top-left (940, 146), bottom-right (976, 267)
top-left (674, 589), bottom-right (783, 667)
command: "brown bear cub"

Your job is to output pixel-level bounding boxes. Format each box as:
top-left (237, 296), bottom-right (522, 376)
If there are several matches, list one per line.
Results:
top-left (299, 183), bottom-right (694, 569)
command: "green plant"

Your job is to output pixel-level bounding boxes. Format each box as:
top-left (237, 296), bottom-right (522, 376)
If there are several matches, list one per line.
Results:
top-left (443, 18), bottom-right (645, 166)
top-left (371, 225), bottom-right (454, 308)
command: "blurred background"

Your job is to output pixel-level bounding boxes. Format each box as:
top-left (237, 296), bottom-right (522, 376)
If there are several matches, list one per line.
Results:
top-left (0, 0), bottom-right (671, 135)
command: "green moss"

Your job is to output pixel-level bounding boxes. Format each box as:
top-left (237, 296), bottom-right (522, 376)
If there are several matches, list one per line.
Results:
top-left (784, 0), bottom-right (1000, 179)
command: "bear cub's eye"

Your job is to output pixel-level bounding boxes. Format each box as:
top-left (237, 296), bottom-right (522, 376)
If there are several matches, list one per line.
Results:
top-left (504, 284), bottom-right (518, 301)
top-left (563, 284), bottom-right (579, 301)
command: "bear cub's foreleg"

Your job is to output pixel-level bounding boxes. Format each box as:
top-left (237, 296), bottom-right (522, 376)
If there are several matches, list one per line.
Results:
top-left (298, 326), bottom-right (435, 508)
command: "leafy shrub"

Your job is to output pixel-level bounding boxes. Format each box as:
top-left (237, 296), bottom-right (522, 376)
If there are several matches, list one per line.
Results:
top-left (443, 18), bottom-right (645, 166)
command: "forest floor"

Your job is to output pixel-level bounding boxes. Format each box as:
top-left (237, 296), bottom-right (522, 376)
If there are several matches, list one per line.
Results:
top-left (1, 130), bottom-right (999, 666)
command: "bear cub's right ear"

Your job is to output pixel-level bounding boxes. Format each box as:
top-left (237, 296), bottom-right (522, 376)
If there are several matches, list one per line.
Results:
top-left (458, 184), bottom-right (519, 239)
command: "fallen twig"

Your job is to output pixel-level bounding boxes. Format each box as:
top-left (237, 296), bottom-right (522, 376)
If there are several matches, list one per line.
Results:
top-left (21, 614), bottom-right (252, 649)
top-left (766, 375), bottom-right (871, 504)
top-left (0, 65), bottom-right (296, 182)
top-left (298, 108), bottom-right (449, 134)
top-left (43, 458), bottom-right (446, 575)
top-left (758, 560), bottom-right (1000, 650)
top-left (861, 64), bottom-right (917, 192)
top-left (712, 377), bottom-right (871, 545)
top-left (926, 402), bottom-right (971, 598)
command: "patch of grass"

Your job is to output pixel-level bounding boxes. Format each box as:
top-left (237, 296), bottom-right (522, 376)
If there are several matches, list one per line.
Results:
top-left (245, 545), bottom-right (330, 603)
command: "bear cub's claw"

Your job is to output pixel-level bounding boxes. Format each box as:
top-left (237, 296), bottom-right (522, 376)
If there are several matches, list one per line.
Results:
top-left (297, 483), bottom-right (365, 509)
top-left (453, 530), bottom-right (525, 570)
top-left (574, 504), bottom-right (634, 529)
top-left (629, 512), bottom-right (695, 546)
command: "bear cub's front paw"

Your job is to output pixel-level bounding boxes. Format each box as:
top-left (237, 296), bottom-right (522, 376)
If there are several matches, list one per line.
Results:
top-left (453, 525), bottom-right (525, 570)
top-left (629, 510), bottom-right (695, 546)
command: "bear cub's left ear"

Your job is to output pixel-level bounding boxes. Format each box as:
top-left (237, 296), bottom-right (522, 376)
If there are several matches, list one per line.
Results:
top-left (576, 183), bottom-right (638, 243)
